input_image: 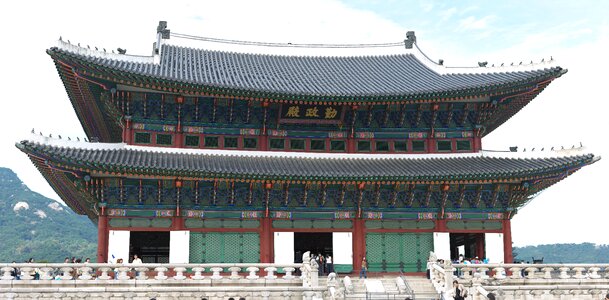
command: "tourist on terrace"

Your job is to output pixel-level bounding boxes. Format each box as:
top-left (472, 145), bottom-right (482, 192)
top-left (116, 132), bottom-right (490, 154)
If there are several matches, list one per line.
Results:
top-left (326, 255), bottom-right (333, 274)
top-left (132, 254), bottom-right (143, 276)
top-left (114, 258), bottom-right (123, 280)
top-left (10, 261), bottom-right (19, 280)
top-left (359, 257), bottom-right (368, 279)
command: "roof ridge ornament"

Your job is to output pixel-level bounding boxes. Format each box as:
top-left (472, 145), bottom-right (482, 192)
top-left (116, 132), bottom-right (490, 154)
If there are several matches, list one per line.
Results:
top-left (404, 31), bottom-right (416, 49)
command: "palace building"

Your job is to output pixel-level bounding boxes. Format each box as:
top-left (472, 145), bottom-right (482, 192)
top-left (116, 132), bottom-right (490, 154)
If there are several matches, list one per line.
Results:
top-left (18, 22), bottom-right (597, 273)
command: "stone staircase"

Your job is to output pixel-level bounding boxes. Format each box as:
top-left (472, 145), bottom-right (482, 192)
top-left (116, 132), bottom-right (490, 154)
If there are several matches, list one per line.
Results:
top-left (403, 276), bottom-right (440, 300)
top-left (340, 275), bottom-right (439, 300)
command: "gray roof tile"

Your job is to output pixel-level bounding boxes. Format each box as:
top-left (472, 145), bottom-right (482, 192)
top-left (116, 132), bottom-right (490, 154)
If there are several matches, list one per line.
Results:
top-left (49, 45), bottom-right (562, 98)
top-left (18, 141), bottom-right (595, 182)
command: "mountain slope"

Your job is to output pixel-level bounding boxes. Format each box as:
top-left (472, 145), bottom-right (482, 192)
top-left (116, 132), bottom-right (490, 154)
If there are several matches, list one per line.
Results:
top-left (514, 243), bottom-right (609, 263)
top-left (0, 167), bottom-right (97, 262)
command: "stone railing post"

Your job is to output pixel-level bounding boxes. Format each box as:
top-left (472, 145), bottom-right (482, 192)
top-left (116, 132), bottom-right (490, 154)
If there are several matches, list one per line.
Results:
top-left (135, 267), bottom-right (149, 280)
top-left (78, 266), bottom-right (93, 280)
top-left (117, 266), bottom-right (131, 280)
top-left (153, 266), bottom-right (168, 280)
top-left (310, 258), bottom-right (319, 287)
top-left (478, 267), bottom-right (489, 279)
top-left (282, 267), bottom-right (295, 279)
top-left (572, 267), bottom-right (585, 279)
top-left (541, 267), bottom-right (554, 279)
top-left (18, 267), bottom-right (33, 280)
top-left (264, 267), bottom-right (277, 280)
top-left (471, 276), bottom-right (483, 300)
top-left (302, 251), bottom-right (312, 287)
top-left (492, 267), bottom-right (506, 279)
top-left (173, 267), bottom-right (187, 280)
top-left (210, 267), bottom-right (223, 280)
top-left (327, 273), bottom-right (337, 300)
top-left (558, 267), bottom-right (571, 279)
top-left (509, 267), bottom-right (523, 279)
top-left (59, 267), bottom-right (73, 280)
top-left (246, 267), bottom-right (259, 280)
top-left (0, 267), bottom-right (14, 280)
top-left (98, 266), bottom-right (112, 280)
top-left (191, 267), bottom-right (205, 279)
top-left (39, 267), bottom-right (54, 280)
top-left (461, 267), bottom-right (473, 279)
top-left (443, 261), bottom-right (454, 295)
top-left (589, 267), bottom-right (601, 279)
top-left (524, 266), bottom-right (538, 279)
top-left (228, 267), bottom-right (241, 280)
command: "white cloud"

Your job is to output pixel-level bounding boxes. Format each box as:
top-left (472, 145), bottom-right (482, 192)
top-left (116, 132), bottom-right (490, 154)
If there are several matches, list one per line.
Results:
top-left (439, 7), bottom-right (457, 21)
top-left (458, 15), bottom-right (495, 30)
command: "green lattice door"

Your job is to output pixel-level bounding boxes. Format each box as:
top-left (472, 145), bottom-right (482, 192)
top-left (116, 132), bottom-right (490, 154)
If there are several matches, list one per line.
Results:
top-left (190, 232), bottom-right (260, 263)
top-left (366, 232), bottom-right (433, 272)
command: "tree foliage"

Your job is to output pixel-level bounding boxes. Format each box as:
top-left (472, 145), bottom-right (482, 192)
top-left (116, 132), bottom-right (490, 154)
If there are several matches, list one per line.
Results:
top-left (0, 167), bottom-right (97, 262)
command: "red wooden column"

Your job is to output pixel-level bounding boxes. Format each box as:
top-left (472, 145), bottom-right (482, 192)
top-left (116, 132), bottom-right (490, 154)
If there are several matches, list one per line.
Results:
top-left (259, 217), bottom-right (273, 263)
top-left (476, 234), bottom-right (485, 259)
top-left (473, 136), bottom-right (482, 152)
top-left (503, 219), bottom-right (513, 263)
top-left (97, 210), bottom-right (109, 263)
top-left (123, 117), bottom-right (133, 144)
top-left (352, 218), bottom-right (366, 273)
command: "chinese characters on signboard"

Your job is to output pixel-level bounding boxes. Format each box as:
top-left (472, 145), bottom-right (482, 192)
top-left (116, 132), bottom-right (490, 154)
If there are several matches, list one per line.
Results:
top-left (279, 104), bottom-right (344, 124)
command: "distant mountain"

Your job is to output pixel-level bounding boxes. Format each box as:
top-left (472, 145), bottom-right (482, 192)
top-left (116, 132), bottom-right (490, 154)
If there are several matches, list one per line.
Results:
top-left (0, 167), bottom-right (97, 262)
top-left (514, 243), bottom-right (609, 263)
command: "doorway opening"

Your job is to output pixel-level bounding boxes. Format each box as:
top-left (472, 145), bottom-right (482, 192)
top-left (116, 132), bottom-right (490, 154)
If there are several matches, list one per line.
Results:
top-left (129, 231), bottom-right (170, 263)
top-left (449, 233), bottom-right (485, 261)
top-left (294, 232), bottom-right (332, 263)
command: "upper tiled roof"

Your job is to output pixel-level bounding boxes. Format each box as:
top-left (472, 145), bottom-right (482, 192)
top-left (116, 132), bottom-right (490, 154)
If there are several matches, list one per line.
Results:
top-left (48, 42), bottom-right (564, 99)
top-left (17, 139), bottom-right (596, 182)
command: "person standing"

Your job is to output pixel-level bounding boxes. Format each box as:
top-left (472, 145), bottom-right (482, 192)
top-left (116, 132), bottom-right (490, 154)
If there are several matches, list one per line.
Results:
top-left (132, 254), bottom-right (142, 264)
top-left (326, 255), bottom-right (333, 274)
top-left (359, 257), bottom-right (368, 279)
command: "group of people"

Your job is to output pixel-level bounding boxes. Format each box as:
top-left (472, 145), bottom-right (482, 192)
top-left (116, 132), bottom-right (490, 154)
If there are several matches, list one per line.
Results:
top-left (10, 257), bottom-right (92, 280)
top-left (455, 254), bottom-right (488, 265)
top-left (311, 253), bottom-right (333, 275)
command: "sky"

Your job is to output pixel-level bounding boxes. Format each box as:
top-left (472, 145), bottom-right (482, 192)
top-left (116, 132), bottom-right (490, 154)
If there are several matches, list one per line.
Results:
top-left (1, 0), bottom-right (607, 247)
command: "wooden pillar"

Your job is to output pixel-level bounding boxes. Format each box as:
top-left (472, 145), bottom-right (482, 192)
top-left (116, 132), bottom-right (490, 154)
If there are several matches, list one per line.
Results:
top-left (171, 217), bottom-right (185, 230)
top-left (347, 138), bottom-right (356, 153)
top-left (352, 218), bottom-right (366, 273)
top-left (97, 213), bottom-right (109, 263)
top-left (427, 138), bottom-right (436, 153)
top-left (259, 217), bottom-right (273, 263)
top-left (503, 219), bottom-right (513, 263)
top-left (436, 219), bottom-right (447, 232)
top-left (476, 234), bottom-right (485, 259)
top-left (473, 136), bottom-right (482, 152)
top-left (123, 117), bottom-right (132, 144)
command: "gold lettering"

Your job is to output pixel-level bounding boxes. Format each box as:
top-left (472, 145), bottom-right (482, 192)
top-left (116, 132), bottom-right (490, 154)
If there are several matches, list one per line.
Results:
top-left (286, 106), bottom-right (300, 117)
top-left (324, 107), bottom-right (338, 119)
top-left (305, 107), bottom-right (319, 118)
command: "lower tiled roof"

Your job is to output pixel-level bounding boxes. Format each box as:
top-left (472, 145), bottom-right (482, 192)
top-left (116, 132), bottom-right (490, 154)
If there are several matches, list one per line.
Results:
top-left (16, 140), bottom-right (597, 182)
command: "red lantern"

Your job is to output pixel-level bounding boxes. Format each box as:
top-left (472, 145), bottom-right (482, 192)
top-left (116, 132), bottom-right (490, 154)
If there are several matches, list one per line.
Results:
top-left (175, 180), bottom-right (183, 188)
top-left (441, 184), bottom-right (450, 191)
top-left (265, 182), bottom-right (273, 189)
top-left (358, 182), bottom-right (366, 190)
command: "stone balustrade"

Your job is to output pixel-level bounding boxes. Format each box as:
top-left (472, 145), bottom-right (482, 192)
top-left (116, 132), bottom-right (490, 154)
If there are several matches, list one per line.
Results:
top-left (428, 255), bottom-right (609, 300)
top-left (0, 258), bottom-right (328, 300)
top-left (452, 263), bottom-right (609, 283)
top-left (0, 262), bottom-right (302, 282)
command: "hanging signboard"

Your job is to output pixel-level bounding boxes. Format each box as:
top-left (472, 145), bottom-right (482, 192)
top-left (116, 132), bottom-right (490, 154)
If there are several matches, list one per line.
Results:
top-left (279, 104), bottom-right (344, 124)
